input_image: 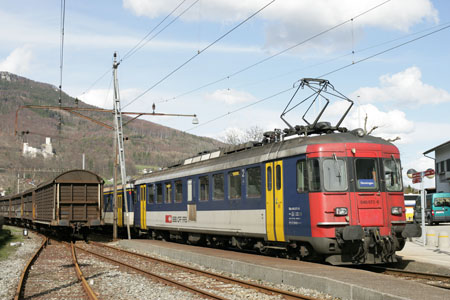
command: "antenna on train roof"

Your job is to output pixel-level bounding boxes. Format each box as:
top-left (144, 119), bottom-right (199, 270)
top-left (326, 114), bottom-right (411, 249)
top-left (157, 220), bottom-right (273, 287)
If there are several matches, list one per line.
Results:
top-left (279, 78), bottom-right (353, 138)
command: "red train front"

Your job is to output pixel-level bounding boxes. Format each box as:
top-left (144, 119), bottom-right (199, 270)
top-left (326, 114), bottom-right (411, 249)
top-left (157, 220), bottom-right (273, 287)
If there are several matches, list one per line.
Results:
top-left (294, 131), bottom-right (421, 264)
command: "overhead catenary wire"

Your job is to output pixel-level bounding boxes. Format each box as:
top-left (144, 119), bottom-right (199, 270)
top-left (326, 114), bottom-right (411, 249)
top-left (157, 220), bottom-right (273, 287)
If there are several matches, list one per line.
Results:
top-left (123, 0), bottom-right (278, 110)
top-left (186, 23), bottom-right (450, 132)
top-left (234, 21), bottom-right (450, 90)
top-left (78, 0), bottom-right (196, 98)
top-left (159, 0), bottom-right (392, 104)
top-left (120, 0), bottom-right (194, 63)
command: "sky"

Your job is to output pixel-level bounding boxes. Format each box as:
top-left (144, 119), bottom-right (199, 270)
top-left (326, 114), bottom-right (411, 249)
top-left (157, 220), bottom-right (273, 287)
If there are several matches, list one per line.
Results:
top-left (1, 0), bottom-right (449, 189)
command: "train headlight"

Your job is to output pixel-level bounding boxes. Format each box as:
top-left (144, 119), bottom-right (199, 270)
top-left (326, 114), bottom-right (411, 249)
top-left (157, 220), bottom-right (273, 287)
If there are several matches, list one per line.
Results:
top-left (391, 207), bottom-right (402, 216)
top-left (334, 207), bottom-right (348, 216)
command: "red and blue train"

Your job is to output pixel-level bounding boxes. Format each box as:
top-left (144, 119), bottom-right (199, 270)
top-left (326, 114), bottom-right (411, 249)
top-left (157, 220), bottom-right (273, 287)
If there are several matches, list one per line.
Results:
top-left (103, 79), bottom-right (421, 264)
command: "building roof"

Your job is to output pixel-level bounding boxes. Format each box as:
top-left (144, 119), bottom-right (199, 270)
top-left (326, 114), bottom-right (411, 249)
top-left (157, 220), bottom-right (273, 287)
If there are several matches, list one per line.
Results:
top-left (423, 140), bottom-right (450, 155)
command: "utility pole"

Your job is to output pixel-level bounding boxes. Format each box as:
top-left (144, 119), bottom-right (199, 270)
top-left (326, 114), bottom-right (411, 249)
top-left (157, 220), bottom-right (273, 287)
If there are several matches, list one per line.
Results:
top-left (113, 133), bottom-right (118, 240)
top-left (113, 52), bottom-right (131, 240)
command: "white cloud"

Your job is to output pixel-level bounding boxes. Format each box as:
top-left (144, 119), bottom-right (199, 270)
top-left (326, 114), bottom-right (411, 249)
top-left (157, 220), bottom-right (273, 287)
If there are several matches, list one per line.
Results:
top-left (327, 103), bottom-right (414, 142)
top-left (352, 66), bottom-right (450, 107)
top-left (205, 88), bottom-right (256, 105)
top-left (123, 0), bottom-right (438, 51)
top-left (0, 46), bottom-right (33, 75)
top-left (78, 88), bottom-right (143, 109)
top-left (79, 89), bottom-right (113, 109)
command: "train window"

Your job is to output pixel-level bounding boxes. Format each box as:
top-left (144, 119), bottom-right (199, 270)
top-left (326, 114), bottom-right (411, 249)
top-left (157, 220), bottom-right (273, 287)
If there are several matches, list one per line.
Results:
top-left (213, 173), bottom-right (224, 201)
top-left (229, 170), bottom-right (242, 200)
top-left (199, 176), bottom-right (209, 202)
top-left (296, 160), bottom-right (308, 193)
top-left (175, 180), bottom-right (183, 203)
top-left (246, 167), bottom-right (261, 198)
top-left (267, 166), bottom-right (272, 191)
top-left (276, 165), bottom-right (281, 190)
top-left (156, 183), bottom-right (163, 204)
top-left (139, 186), bottom-right (145, 204)
top-left (308, 159), bottom-right (321, 191)
top-left (355, 158), bottom-right (378, 190)
top-left (187, 179), bottom-right (193, 202)
top-left (165, 183), bottom-right (172, 203)
top-left (323, 159), bottom-right (347, 191)
top-left (383, 159), bottom-right (402, 192)
top-left (148, 184), bottom-right (154, 204)
top-left (133, 189), bottom-right (138, 204)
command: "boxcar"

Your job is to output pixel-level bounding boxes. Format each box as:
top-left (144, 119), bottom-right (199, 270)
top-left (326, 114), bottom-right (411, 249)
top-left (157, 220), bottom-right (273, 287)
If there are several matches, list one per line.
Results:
top-left (0, 170), bottom-right (104, 234)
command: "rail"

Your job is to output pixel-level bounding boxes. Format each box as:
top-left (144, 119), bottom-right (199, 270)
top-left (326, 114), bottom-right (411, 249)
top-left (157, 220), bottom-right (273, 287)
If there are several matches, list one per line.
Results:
top-left (83, 241), bottom-right (319, 300)
top-left (14, 236), bottom-right (48, 300)
top-left (366, 265), bottom-right (450, 290)
top-left (71, 241), bottom-right (99, 300)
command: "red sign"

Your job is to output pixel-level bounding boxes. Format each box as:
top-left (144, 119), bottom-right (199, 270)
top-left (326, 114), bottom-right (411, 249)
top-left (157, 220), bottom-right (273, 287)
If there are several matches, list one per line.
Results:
top-left (412, 177), bottom-right (422, 184)
top-left (165, 215), bottom-right (172, 223)
top-left (424, 169), bottom-right (435, 177)
top-left (412, 172), bottom-right (422, 179)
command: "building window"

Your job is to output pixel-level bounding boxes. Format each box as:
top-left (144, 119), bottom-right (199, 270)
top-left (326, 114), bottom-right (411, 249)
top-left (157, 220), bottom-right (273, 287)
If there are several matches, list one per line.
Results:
top-left (246, 167), bottom-right (261, 198)
top-left (175, 180), bottom-right (183, 203)
top-left (440, 161), bottom-right (445, 174)
top-left (156, 183), bottom-right (163, 204)
top-left (199, 176), bottom-right (209, 202)
top-left (323, 158), bottom-right (348, 192)
top-left (447, 159), bottom-right (450, 172)
top-left (213, 173), bottom-right (224, 201)
top-left (165, 183), bottom-right (172, 203)
top-left (228, 170), bottom-right (242, 200)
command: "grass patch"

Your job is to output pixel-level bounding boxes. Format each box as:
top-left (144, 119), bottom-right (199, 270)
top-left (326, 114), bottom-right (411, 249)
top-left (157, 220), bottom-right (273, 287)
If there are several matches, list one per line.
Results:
top-left (0, 226), bottom-right (24, 260)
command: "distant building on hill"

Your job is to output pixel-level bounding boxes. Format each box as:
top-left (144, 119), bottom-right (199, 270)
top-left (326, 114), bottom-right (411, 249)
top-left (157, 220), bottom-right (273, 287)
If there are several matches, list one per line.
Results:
top-left (23, 137), bottom-right (54, 158)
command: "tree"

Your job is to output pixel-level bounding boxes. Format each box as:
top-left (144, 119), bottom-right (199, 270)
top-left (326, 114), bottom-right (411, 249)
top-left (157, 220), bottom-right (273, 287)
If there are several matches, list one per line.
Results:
top-left (363, 113), bottom-right (400, 143)
top-left (221, 125), bottom-right (265, 145)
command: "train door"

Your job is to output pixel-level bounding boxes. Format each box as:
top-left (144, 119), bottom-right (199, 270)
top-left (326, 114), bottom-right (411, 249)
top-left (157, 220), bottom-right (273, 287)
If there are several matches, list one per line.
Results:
top-left (118, 193), bottom-right (123, 227)
top-left (265, 160), bottom-right (285, 242)
top-left (140, 185), bottom-right (147, 229)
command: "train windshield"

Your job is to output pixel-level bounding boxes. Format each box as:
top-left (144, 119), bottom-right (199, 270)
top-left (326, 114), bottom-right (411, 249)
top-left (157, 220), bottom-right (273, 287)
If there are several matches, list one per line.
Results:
top-left (383, 158), bottom-right (402, 192)
top-left (355, 158), bottom-right (378, 190)
top-left (323, 158), bottom-right (347, 191)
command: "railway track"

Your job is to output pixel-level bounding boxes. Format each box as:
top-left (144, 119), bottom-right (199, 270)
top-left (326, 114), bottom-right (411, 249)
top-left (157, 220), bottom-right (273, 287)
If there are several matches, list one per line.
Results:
top-left (365, 265), bottom-right (450, 290)
top-left (76, 241), bottom-right (321, 300)
top-left (14, 237), bottom-right (98, 300)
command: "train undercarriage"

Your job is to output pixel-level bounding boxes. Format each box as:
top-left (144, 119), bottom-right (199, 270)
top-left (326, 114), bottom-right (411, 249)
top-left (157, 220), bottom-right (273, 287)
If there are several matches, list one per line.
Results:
top-left (135, 222), bottom-right (421, 265)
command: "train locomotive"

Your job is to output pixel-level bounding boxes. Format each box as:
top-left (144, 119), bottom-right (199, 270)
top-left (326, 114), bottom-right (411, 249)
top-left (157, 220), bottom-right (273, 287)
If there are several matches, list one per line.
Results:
top-left (0, 169), bottom-right (104, 236)
top-left (105, 79), bottom-right (421, 264)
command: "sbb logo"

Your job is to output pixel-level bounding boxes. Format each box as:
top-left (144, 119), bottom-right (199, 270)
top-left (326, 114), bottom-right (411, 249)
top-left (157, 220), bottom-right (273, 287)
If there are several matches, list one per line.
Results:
top-left (165, 215), bottom-right (172, 223)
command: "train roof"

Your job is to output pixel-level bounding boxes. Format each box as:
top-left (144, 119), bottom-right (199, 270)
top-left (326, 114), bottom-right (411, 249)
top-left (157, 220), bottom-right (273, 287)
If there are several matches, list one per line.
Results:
top-left (37, 169), bottom-right (104, 188)
top-left (135, 131), bottom-right (397, 185)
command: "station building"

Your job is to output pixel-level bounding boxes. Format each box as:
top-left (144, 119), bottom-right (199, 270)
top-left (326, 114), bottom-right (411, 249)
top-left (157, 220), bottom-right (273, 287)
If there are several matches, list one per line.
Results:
top-left (424, 140), bottom-right (450, 193)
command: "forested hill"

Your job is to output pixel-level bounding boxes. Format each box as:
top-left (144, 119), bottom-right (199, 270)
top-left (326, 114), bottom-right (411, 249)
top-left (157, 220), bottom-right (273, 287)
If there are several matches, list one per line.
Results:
top-left (0, 71), bottom-right (224, 194)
